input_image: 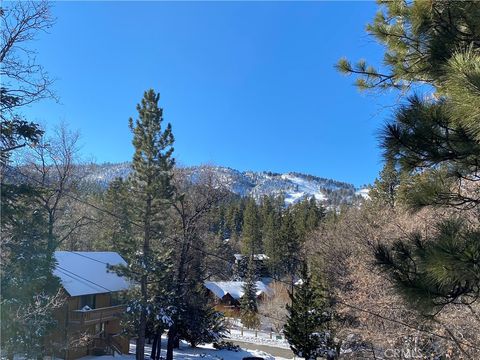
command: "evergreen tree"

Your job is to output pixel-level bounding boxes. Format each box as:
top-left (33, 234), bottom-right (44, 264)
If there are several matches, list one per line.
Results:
top-left (241, 198), bottom-right (262, 255)
top-left (291, 199), bottom-right (309, 241)
top-left (111, 89), bottom-right (175, 360)
top-left (263, 207), bottom-right (282, 277)
top-left (100, 178), bottom-right (136, 255)
top-left (292, 197), bottom-right (325, 240)
top-left (338, 0), bottom-right (480, 311)
top-left (1, 184), bottom-right (62, 359)
top-left (284, 263), bottom-right (337, 360)
top-left (280, 211), bottom-right (301, 283)
top-left (225, 199), bottom-right (244, 237)
top-left (240, 257), bottom-right (260, 329)
top-left (369, 158), bottom-right (400, 208)
top-left (306, 197), bottom-right (325, 231)
top-left (0, 5), bottom-right (61, 357)
top-left (178, 281), bottom-right (227, 348)
top-left (338, 0), bottom-right (480, 210)
top-left (375, 219), bottom-right (480, 313)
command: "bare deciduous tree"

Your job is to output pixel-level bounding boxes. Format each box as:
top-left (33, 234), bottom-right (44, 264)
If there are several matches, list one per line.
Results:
top-left (165, 166), bottom-right (230, 360)
top-left (0, 1), bottom-right (55, 168)
top-left (1, 0), bottom-right (56, 118)
top-left (21, 123), bottom-right (93, 251)
top-left (259, 281), bottom-right (289, 333)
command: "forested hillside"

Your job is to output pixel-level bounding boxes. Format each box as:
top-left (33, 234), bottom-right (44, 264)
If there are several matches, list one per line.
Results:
top-left (80, 163), bottom-right (366, 208)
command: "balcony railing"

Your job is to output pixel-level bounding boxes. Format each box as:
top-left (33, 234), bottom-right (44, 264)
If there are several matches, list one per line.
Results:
top-left (69, 305), bottom-right (126, 326)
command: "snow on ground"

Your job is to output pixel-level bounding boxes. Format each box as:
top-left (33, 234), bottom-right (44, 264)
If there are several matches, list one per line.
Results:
top-left (79, 338), bottom-right (292, 360)
top-left (355, 188), bottom-right (370, 200)
top-left (228, 328), bottom-right (290, 349)
top-left (224, 317), bottom-right (291, 350)
top-left (280, 174), bottom-right (327, 205)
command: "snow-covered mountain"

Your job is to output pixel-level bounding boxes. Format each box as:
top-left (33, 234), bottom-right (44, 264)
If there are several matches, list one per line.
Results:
top-left (82, 163), bottom-right (368, 207)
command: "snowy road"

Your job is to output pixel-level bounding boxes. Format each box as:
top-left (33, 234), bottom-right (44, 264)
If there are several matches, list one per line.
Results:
top-left (228, 339), bottom-right (294, 359)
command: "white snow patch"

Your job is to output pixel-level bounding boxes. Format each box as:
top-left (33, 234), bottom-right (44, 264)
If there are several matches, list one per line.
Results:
top-left (234, 253), bottom-right (269, 262)
top-left (77, 339), bottom-right (292, 360)
top-left (228, 328), bottom-right (290, 349)
top-left (355, 188), bottom-right (370, 200)
top-left (281, 174), bottom-right (327, 204)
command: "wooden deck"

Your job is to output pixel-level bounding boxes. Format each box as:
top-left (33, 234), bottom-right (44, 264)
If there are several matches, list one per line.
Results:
top-left (69, 305), bottom-right (126, 326)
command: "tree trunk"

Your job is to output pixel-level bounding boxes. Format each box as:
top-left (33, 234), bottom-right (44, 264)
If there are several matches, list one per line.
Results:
top-left (138, 195), bottom-right (152, 360)
top-left (166, 327), bottom-right (175, 360)
top-left (155, 331), bottom-right (162, 360)
top-left (136, 273), bottom-right (147, 360)
top-left (151, 332), bottom-right (159, 359)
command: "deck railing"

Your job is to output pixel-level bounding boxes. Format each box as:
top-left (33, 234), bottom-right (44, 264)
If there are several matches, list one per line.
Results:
top-left (69, 305), bottom-right (126, 326)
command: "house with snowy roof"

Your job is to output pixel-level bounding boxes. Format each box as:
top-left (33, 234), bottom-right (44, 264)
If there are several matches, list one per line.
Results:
top-left (204, 280), bottom-right (271, 309)
top-left (50, 251), bottom-right (130, 359)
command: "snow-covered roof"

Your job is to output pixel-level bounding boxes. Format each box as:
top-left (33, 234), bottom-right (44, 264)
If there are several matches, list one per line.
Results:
top-left (233, 254), bottom-right (269, 261)
top-left (204, 281), bottom-right (271, 300)
top-left (53, 251), bottom-right (130, 297)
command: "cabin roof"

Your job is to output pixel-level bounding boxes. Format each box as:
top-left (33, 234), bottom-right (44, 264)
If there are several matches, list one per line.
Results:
top-left (233, 253), bottom-right (269, 261)
top-left (53, 251), bottom-right (130, 297)
top-left (204, 280), bottom-right (270, 300)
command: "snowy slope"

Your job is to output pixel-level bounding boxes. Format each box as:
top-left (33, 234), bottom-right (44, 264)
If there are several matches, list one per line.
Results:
top-left (81, 163), bottom-right (365, 207)
top-left (280, 174), bottom-right (327, 204)
top-left (355, 187), bottom-right (370, 200)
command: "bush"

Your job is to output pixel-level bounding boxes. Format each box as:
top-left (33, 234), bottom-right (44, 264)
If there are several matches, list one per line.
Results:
top-left (213, 341), bottom-right (240, 352)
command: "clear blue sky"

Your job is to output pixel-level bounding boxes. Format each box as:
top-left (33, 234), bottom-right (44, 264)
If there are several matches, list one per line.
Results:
top-left (23, 1), bottom-right (397, 187)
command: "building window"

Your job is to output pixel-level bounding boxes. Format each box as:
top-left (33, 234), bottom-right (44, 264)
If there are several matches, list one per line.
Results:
top-left (80, 294), bottom-right (96, 309)
top-left (110, 291), bottom-right (126, 306)
top-left (95, 322), bottom-right (106, 337)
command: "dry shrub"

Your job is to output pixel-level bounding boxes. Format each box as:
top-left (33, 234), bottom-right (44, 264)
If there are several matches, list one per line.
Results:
top-left (258, 281), bottom-right (290, 332)
top-left (307, 203), bottom-right (480, 358)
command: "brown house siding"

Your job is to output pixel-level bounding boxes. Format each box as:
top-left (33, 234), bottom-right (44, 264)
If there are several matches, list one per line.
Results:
top-left (49, 291), bottom-right (129, 360)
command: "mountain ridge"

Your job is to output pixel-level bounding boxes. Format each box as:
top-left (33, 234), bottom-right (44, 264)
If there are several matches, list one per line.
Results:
top-left (82, 162), bottom-right (368, 207)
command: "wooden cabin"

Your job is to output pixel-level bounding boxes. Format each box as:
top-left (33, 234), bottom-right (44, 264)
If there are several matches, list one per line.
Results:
top-left (50, 251), bottom-right (131, 359)
top-left (204, 280), bottom-right (271, 310)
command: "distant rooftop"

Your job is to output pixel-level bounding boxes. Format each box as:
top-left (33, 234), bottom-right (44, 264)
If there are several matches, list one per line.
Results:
top-left (204, 280), bottom-right (271, 300)
top-left (53, 251), bottom-right (130, 297)
top-left (233, 253), bottom-right (269, 261)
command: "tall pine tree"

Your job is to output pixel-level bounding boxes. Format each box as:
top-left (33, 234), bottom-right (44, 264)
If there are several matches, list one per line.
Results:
top-left (240, 257), bottom-right (260, 329)
top-left (338, 0), bottom-right (480, 312)
top-left (111, 89), bottom-right (175, 360)
top-left (280, 211), bottom-right (301, 285)
top-left (241, 197), bottom-right (262, 255)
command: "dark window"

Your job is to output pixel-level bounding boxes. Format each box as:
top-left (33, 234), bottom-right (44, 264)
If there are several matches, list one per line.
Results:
top-left (80, 294), bottom-right (96, 309)
top-left (110, 291), bottom-right (125, 306)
